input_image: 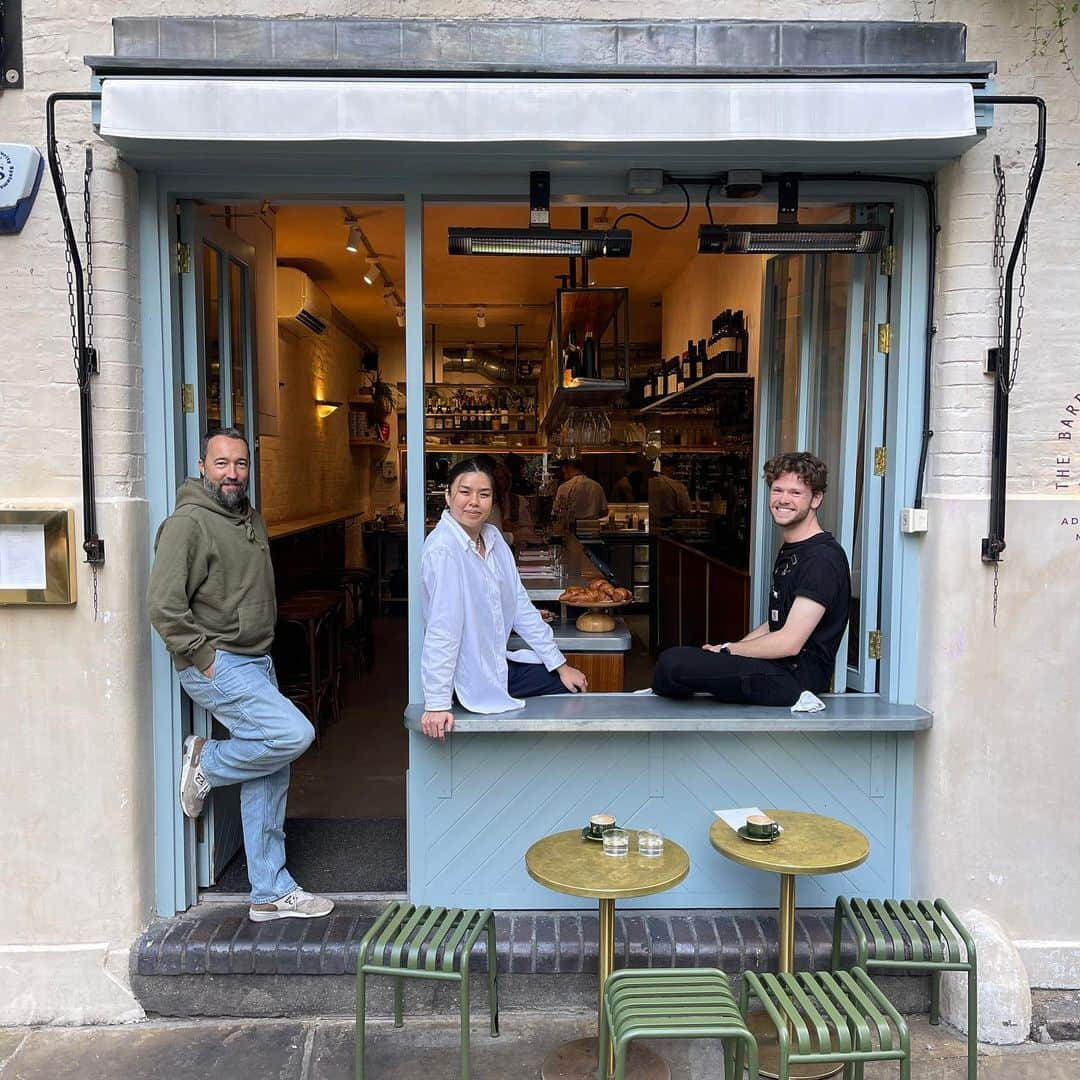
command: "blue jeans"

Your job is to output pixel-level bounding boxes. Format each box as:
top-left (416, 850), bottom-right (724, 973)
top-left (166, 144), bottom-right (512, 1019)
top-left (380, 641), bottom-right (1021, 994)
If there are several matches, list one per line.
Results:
top-left (178, 651), bottom-right (315, 903)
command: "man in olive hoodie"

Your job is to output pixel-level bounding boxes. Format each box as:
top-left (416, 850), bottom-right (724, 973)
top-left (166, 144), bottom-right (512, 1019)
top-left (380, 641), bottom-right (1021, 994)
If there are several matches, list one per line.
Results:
top-left (148, 428), bottom-right (333, 922)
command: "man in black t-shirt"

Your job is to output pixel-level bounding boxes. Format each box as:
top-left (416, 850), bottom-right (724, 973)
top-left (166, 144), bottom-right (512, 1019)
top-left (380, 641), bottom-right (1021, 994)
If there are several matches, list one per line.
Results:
top-left (652, 451), bottom-right (851, 707)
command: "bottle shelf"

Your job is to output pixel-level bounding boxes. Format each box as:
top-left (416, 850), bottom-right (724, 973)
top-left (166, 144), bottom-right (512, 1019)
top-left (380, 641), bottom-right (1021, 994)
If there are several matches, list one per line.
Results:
top-left (640, 373), bottom-right (753, 414)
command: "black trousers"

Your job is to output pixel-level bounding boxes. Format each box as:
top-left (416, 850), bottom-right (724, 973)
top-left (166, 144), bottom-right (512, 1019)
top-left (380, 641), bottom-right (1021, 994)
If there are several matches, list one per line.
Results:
top-left (507, 659), bottom-right (569, 698)
top-left (651, 646), bottom-right (804, 707)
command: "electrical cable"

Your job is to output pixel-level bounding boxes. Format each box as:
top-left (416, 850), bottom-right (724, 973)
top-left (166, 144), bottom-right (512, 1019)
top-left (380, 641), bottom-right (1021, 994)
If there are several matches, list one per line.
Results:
top-left (612, 181), bottom-right (691, 232)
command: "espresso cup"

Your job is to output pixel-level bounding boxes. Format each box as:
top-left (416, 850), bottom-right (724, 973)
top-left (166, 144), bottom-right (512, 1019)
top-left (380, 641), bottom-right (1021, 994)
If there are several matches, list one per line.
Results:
top-left (588, 813), bottom-right (616, 839)
top-left (745, 814), bottom-right (780, 839)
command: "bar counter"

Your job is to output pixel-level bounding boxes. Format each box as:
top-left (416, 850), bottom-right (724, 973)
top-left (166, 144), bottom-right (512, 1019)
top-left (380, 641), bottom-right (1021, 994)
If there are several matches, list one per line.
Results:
top-left (404, 693), bottom-right (930, 912)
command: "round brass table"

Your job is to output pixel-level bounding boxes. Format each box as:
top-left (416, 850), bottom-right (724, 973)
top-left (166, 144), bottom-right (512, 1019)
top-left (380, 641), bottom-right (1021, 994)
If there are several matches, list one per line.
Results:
top-left (709, 810), bottom-right (869, 1080)
top-left (526, 829), bottom-right (690, 1080)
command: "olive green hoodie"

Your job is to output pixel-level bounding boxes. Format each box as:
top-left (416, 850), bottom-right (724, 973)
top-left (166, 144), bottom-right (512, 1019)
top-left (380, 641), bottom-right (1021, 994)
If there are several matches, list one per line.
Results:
top-left (147, 478), bottom-right (276, 672)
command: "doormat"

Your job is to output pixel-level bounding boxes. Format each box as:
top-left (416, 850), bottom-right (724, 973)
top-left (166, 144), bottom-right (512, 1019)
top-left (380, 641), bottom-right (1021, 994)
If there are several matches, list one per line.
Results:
top-left (207, 817), bottom-right (406, 894)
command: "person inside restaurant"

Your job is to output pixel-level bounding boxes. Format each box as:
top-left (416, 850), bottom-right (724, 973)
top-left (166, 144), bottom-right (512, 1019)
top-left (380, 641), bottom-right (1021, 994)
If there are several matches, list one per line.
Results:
top-left (652, 452), bottom-right (851, 706)
top-left (419, 456), bottom-right (589, 741)
top-left (647, 454), bottom-right (693, 525)
top-left (552, 457), bottom-right (608, 529)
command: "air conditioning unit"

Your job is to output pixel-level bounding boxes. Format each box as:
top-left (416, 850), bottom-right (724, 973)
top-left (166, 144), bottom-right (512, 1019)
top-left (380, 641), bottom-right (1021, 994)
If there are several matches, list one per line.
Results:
top-left (276, 266), bottom-right (332, 336)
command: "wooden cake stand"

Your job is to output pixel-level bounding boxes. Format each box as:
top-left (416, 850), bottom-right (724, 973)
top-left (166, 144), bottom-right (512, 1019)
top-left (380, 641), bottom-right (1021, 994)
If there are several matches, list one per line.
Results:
top-left (559, 598), bottom-right (631, 633)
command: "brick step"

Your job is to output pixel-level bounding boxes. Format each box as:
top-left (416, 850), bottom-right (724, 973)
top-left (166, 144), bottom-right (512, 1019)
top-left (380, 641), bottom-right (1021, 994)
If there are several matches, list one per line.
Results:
top-left (132, 903), bottom-right (932, 1019)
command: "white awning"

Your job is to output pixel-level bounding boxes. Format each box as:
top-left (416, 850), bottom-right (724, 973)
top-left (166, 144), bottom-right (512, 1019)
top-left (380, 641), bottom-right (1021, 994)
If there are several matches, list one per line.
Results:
top-left (97, 77), bottom-right (981, 173)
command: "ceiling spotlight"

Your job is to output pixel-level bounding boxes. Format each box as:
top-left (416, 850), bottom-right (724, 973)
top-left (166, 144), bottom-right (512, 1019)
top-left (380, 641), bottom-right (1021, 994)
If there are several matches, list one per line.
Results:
top-left (383, 287), bottom-right (398, 311)
top-left (395, 308), bottom-right (406, 328)
top-left (363, 258), bottom-right (381, 286)
top-left (345, 226), bottom-right (362, 254)
top-left (476, 310), bottom-right (487, 329)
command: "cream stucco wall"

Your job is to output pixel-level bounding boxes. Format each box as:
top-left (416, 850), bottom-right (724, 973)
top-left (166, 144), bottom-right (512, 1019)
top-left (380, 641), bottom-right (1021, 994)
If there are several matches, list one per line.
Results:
top-left (0, 0), bottom-right (1078, 1021)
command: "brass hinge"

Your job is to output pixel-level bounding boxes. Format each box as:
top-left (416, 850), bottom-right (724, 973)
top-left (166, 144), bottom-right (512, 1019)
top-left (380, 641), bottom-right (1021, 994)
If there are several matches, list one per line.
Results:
top-left (880, 245), bottom-right (895, 276)
top-left (181, 383), bottom-right (195, 413)
top-left (868, 630), bottom-right (883, 661)
top-left (877, 322), bottom-right (891, 355)
top-left (176, 241), bottom-right (192, 274)
top-left (873, 446), bottom-right (887, 477)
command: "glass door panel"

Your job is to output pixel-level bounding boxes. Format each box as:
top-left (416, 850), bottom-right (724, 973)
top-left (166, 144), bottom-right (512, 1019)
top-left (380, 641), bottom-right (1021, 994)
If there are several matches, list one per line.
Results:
top-left (752, 216), bottom-right (888, 692)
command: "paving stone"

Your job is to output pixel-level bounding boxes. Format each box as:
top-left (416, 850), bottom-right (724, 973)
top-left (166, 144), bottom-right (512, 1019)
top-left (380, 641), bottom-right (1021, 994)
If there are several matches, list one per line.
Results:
top-left (623, 914), bottom-right (649, 968)
top-left (556, 913), bottom-right (581, 973)
top-left (645, 916), bottom-right (673, 966)
top-left (3, 1023), bottom-right (308, 1080)
top-left (671, 915), bottom-right (697, 966)
top-left (534, 915), bottom-right (556, 975)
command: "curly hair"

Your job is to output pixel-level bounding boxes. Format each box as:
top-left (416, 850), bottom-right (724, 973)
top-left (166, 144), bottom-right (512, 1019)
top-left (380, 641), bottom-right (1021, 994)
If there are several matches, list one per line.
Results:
top-left (763, 452), bottom-right (828, 495)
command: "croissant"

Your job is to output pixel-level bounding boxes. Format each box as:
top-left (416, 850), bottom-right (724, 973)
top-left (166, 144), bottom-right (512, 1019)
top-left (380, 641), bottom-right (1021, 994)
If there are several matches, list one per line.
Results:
top-left (612, 587), bottom-right (632, 602)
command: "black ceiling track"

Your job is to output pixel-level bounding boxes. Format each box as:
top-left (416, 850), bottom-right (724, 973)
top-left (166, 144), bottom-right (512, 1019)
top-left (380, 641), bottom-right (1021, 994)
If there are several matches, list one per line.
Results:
top-left (46, 91), bottom-right (105, 566)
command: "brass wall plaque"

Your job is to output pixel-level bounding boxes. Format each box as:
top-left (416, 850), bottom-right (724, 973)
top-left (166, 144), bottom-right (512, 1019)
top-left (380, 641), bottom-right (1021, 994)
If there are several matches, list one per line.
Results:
top-left (0, 508), bottom-right (77, 605)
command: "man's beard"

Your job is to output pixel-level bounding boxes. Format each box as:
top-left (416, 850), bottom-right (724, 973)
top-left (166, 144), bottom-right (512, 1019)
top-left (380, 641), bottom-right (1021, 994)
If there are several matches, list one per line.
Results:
top-left (202, 474), bottom-right (249, 511)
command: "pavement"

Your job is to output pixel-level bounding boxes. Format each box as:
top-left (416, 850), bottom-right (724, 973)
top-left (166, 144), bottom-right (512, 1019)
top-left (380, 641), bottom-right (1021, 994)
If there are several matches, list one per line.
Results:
top-left (2, 1014), bottom-right (1079, 1080)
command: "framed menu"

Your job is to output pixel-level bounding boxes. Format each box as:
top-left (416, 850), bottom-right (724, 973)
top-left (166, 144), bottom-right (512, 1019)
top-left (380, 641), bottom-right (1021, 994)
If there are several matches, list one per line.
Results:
top-left (0, 509), bottom-right (77, 605)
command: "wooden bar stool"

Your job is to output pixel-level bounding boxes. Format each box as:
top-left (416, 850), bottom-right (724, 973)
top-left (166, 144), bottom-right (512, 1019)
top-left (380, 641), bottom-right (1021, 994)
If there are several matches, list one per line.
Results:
top-left (338, 567), bottom-right (376, 672)
top-left (274, 589), bottom-right (344, 740)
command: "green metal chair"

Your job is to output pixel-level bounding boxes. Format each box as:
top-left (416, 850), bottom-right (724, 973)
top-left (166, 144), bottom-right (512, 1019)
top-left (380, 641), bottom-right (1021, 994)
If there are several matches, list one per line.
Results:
top-left (598, 968), bottom-right (759, 1080)
top-left (832, 897), bottom-right (977, 1080)
top-left (736, 969), bottom-right (911, 1080)
top-left (355, 902), bottom-right (499, 1080)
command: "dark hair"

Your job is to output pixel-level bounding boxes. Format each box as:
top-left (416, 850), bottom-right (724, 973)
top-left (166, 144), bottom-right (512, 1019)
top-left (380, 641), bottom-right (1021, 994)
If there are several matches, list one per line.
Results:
top-left (200, 427), bottom-right (249, 460)
top-left (447, 455), bottom-right (497, 490)
top-left (763, 451), bottom-right (828, 495)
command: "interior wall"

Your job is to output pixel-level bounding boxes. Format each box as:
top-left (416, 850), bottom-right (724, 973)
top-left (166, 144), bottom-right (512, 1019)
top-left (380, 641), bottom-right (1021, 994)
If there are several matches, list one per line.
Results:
top-left (661, 253), bottom-right (764, 378)
top-left (259, 326), bottom-right (373, 538)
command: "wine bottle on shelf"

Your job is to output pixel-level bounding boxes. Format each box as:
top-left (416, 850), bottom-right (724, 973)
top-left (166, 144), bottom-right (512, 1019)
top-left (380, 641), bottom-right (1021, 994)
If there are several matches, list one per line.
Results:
top-left (500, 395), bottom-right (510, 432)
top-left (719, 310), bottom-right (738, 373)
top-left (681, 340), bottom-right (694, 386)
top-left (643, 369), bottom-right (654, 402)
top-left (581, 327), bottom-right (597, 379)
top-left (733, 310), bottom-right (748, 373)
top-left (562, 330), bottom-right (580, 388)
top-left (696, 339), bottom-right (707, 382)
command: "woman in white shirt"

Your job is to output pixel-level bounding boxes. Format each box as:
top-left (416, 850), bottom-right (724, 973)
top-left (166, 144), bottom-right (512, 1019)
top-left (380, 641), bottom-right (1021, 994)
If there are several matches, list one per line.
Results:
top-left (420, 457), bottom-right (588, 741)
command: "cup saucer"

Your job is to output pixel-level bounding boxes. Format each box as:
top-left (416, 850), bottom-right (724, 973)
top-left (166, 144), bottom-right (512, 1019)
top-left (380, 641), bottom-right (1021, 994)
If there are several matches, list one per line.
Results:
top-left (737, 825), bottom-right (779, 844)
top-left (581, 826), bottom-right (613, 842)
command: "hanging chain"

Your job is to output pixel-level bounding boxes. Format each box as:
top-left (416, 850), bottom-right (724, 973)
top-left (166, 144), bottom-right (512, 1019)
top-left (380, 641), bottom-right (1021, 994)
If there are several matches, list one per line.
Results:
top-left (995, 147), bottom-right (1038, 395)
top-left (992, 155), bottom-right (1007, 354)
top-left (56, 148), bottom-right (84, 387)
top-left (83, 148), bottom-right (96, 360)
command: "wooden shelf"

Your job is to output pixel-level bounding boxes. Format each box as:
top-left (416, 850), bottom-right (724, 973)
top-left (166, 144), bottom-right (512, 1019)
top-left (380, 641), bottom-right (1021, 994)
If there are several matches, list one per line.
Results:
top-left (640, 373), bottom-right (753, 414)
top-left (349, 438), bottom-right (391, 448)
top-left (559, 288), bottom-right (625, 342)
top-left (542, 380), bottom-right (628, 434)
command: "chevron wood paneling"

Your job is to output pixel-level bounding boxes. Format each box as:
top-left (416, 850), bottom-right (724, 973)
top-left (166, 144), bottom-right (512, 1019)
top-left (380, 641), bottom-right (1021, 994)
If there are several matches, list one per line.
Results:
top-left (408, 731), bottom-right (910, 910)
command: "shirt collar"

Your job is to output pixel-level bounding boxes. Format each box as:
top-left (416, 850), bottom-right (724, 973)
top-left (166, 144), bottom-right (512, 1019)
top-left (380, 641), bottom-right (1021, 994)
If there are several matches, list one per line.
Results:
top-left (440, 509), bottom-right (498, 554)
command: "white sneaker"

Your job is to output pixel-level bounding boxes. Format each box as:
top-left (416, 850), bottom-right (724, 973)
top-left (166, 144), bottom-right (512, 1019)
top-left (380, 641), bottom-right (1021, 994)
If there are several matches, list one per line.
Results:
top-left (249, 888), bottom-right (335, 922)
top-left (179, 735), bottom-right (211, 819)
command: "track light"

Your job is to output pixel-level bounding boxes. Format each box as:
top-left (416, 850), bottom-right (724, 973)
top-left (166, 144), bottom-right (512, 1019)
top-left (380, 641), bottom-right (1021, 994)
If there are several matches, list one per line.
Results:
top-left (363, 258), bottom-right (381, 286)
top-left (476, 310), bottom-right (487, 328)
top-left (395, 308), bottom-right (406, 328)
top-left (345, 226), bottom-right (362, 254)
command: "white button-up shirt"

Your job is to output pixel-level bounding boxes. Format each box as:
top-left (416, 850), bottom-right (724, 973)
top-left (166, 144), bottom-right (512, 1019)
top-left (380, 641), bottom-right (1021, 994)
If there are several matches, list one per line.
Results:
top-left (421, 510), bottom-right (566, 713)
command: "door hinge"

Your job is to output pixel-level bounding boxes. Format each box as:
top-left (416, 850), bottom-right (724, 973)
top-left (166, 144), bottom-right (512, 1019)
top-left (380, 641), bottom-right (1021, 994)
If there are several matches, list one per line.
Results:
top-left (868, 630), bottom-right (883, 661)
top-left (176, 241), bottom-right (192, 274)
top-left (880, 245), bottom-right (894, 276)
top-left (181, 383), bottom-right (195, 413)
top-left (876, 322), bottom-right (891, 355)
top-left (873, 446), bottom-right (887, 477)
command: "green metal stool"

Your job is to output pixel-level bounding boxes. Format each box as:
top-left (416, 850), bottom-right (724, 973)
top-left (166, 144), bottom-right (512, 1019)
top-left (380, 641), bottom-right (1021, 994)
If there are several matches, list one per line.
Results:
top-left (355, 903), bottom-right (499, 1080)
top-left (598, 968), bottom-right (759, 1080)
top-left (832, 897), bottom-right (977, 1080)
top-left (737, 969), bottom-right (911, 1080)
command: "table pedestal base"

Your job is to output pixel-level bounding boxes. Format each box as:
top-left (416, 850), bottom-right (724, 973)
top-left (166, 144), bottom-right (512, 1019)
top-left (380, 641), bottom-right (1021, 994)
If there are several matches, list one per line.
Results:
top-left (541, 1037), bottom-right (669, 1080)
top-left (747, 1013), bottom-right (844, 1080)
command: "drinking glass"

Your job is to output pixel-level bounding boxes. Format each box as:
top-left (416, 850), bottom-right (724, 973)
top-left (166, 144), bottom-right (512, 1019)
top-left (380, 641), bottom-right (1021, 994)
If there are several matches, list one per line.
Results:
top-left (602, 828), bottom-right (629, 857)
top-left (637, 827), bottom-right (664, 857)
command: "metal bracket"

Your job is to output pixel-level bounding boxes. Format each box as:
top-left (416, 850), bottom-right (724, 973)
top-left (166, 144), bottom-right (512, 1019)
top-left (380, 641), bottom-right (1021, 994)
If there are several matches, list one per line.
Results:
top-left (873, 446), bottom-right (887, 477)
top-left (876, 323), bottom-right (891, 355)
top-left (868, 630), bottom-right (883, 661)
top-left (1, 0), bottom-right (24, 90)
